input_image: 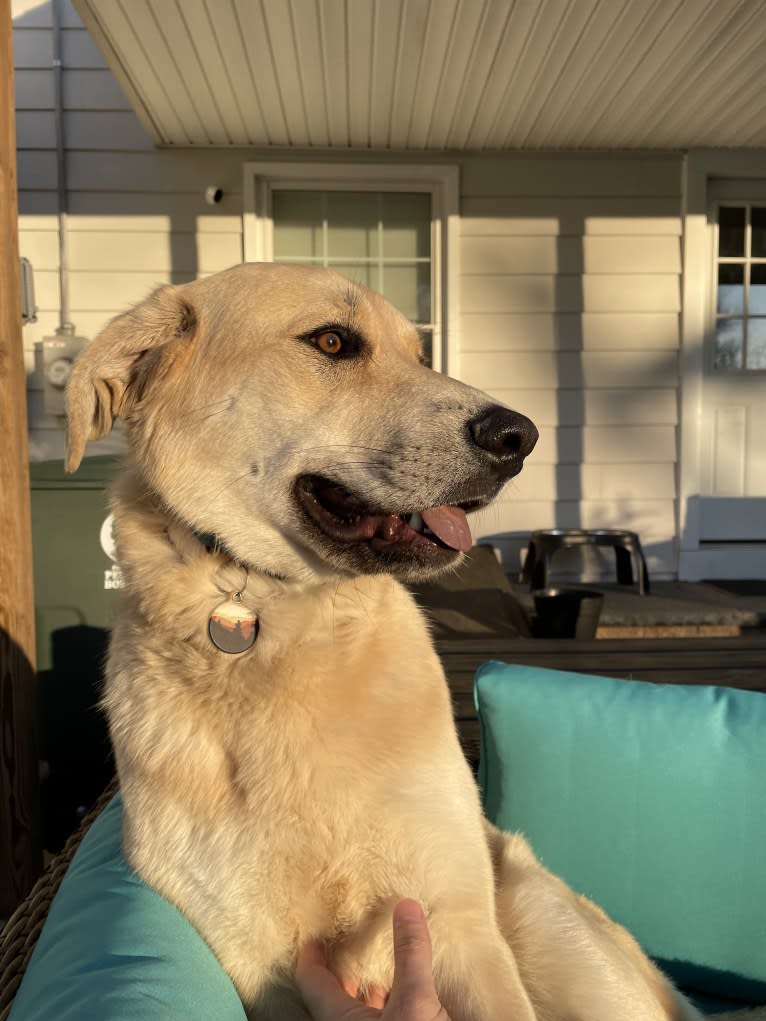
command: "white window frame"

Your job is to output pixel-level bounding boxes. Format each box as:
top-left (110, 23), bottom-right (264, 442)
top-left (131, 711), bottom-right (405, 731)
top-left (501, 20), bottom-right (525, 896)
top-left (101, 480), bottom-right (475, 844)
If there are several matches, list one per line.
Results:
top-left (679, 152), bottom-right (766, 580)
top-left (243, 162), bottom-right (459, 375)
top-left (709, 191), bottom-right (766, 375)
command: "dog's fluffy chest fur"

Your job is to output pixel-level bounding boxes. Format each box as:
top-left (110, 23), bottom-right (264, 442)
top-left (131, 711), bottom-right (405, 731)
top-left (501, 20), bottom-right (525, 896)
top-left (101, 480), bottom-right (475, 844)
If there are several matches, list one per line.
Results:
top-left (103, 484), bottom-right (489, 1006)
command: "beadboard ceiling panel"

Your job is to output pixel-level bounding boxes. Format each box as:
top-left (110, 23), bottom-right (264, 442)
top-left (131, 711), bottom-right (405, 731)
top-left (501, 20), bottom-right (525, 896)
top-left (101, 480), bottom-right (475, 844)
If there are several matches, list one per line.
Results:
top-left (73, 0), bottom-right (766, 149)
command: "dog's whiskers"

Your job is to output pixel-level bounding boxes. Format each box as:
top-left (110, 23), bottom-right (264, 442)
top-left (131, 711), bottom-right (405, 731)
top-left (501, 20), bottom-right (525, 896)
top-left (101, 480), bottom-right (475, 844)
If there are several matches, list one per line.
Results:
top-left (297, 444), bottom-right (393, 456)
top-left (176, 399), bottom-right (233, 423)
top-left (321, 461), bottom-right (390, 472)
top-left (202, 469), bottom-right (256, 513)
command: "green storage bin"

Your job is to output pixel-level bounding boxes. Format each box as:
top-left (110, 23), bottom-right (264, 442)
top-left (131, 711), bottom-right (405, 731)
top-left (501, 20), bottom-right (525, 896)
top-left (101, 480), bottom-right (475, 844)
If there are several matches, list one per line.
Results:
top-left (29, 455), bottom-right (123, 851)
top-left (30, 455), bottom-right (123, 671)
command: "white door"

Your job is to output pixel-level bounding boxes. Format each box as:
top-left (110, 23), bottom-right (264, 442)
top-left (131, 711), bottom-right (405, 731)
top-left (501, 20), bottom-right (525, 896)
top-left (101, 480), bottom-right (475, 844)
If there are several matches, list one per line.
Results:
top-left (699, 195), bottom-right (766, 547)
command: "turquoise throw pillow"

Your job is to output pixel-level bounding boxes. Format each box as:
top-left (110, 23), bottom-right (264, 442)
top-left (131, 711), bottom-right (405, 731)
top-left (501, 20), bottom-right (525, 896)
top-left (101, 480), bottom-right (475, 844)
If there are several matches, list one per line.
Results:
top-left (475, 662), bottom-right (766, 1007)
top-left (9, 794), bottom-right (246, 1021)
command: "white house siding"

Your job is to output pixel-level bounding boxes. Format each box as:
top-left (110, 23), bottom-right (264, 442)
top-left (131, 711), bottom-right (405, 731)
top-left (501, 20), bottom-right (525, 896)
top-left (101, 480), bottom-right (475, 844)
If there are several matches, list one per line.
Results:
top-left (14, 1), bottom-right (682, 579)
top-left (460, 156), bottom-right (682, 578)
top-left (14, 0), bottom-right (243, 462)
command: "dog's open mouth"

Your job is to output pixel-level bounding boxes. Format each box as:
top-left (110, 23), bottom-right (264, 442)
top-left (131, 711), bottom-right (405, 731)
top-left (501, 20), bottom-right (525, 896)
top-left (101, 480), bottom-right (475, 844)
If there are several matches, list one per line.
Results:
top-left (295, 475), bottom-right (477, 555)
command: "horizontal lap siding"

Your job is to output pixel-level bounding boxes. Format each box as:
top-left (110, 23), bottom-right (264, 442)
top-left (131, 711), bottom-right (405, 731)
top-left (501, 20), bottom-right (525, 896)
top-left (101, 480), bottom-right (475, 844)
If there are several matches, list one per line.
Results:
top-left (459, 154), bottom-right (683, 578)
top-left (13, 2), bottom-right (242, 460)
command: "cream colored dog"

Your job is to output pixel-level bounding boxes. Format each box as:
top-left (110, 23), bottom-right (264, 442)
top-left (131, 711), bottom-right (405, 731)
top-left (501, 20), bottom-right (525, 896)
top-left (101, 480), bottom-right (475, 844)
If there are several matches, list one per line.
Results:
top-left (65, 264), bottom-right (752, 1021)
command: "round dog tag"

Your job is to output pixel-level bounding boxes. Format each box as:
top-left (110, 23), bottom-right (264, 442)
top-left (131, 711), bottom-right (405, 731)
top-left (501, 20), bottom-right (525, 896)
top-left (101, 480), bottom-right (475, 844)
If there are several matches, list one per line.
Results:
top-left (208, 594), bottom-right (258, 654)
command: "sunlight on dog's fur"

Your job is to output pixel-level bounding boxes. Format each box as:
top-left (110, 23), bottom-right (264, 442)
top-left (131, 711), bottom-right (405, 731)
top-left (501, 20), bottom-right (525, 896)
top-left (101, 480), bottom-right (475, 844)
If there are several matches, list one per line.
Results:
top-left (65, 264), bottom-right (756, 1020)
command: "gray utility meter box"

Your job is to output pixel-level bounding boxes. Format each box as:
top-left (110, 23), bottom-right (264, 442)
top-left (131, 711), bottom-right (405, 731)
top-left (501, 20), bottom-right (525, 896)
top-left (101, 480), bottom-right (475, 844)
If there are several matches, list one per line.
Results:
top-left (41, 329), bottom-right (88, 416)
top-left (30, 455), bottom-right (124, 671)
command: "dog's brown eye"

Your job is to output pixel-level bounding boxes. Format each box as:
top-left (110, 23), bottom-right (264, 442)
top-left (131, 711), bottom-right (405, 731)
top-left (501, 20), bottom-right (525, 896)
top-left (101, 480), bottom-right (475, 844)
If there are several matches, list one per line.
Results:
top-left (314, 331), bottom-right (343, 355)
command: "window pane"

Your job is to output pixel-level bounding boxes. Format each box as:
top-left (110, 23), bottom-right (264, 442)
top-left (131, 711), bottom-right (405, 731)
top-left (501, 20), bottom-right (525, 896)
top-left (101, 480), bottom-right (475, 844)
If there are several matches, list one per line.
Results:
top-left (750, 264), bottom-right (766, 314)
top-left (752, 206), bottom-right (766, 258)
top-left (384, 263), bottom-right (431, 322)
top-left (270, 187), bottom-right (434, 363)
top-left (714, 318), bottom-right (744, 370)
top-left (272, 191), bottom-right (324, 259)
top-left (718, 206), bottom-right (746, 256)
top-left (325, 192), bottom-right (378, 259)
top-left (747, 318), bottom-right (766, 369)
top-left (717, 263), bottom-right (744, 313)
top-left (381, 193), bottom-right (431, 259)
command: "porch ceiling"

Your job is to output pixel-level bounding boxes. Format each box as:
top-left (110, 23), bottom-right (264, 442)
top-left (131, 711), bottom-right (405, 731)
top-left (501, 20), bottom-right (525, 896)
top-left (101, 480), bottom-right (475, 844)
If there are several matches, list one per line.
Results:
top-left (73, 0), bottom-right (766, 150)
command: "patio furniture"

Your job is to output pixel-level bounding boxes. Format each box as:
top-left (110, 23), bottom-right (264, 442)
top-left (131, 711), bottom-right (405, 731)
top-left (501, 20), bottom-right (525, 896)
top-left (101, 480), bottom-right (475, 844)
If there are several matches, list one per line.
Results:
top-left (440, 631), bottom-right (766, 767)
top-left (0, 779), bottom-right (117, 1021)
top-left (531, 586), bottom-right (604, 639)
top-left (409, 544), bottom-right (531, 638)
top-left (520, 528), bottom-right (650, 595)
top-left (476, 661), bottom-right (766, 1014)
top-left (2, 631), bottom-right (766, 1018)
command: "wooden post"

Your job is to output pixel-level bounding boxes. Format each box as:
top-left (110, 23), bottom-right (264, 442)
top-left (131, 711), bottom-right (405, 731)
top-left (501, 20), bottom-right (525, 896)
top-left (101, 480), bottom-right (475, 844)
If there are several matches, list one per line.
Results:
top-left (0, 0), bottom-right (41, 914)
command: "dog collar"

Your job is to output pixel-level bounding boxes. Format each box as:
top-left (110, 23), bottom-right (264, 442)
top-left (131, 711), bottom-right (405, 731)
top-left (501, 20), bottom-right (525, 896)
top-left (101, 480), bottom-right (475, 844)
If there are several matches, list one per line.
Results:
top-left (191, 527), bottom-right (288, 582)
top-left (192, 529), bottom-right (222, 553)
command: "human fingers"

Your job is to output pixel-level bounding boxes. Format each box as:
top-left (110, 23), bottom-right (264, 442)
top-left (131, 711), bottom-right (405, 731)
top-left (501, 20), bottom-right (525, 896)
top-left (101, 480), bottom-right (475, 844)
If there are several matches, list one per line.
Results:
top-left (364, 985), bottom-right (388, 1009)
top-left (295, 940), bottom-right (380, 1021)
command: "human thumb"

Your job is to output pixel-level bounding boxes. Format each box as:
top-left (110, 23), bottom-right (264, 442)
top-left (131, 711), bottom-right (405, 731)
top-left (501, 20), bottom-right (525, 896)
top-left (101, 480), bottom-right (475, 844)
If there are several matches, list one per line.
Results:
top-left (386, 900), bottom-right (443, 1014)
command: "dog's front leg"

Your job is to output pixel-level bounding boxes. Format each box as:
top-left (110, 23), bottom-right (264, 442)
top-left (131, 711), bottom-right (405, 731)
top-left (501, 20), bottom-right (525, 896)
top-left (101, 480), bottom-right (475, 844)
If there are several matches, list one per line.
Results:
top-left (486, 824), bottom-right (699, 1021)
top-left (431, 918), bottom-right (538, 1021)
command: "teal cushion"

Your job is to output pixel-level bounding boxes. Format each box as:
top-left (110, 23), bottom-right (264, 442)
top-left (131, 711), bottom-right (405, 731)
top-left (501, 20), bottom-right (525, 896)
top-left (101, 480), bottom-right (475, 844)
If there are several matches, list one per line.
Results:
top-left (475, 662), bottom-right (766, 1008)
top-left (9, 794), bottom-right (246, 1020)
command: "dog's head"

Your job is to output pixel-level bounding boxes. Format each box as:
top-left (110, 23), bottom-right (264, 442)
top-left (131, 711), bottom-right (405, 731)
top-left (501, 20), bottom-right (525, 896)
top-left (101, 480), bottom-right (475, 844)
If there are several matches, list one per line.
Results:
top-left (66, 263), bottom-right (537, 583)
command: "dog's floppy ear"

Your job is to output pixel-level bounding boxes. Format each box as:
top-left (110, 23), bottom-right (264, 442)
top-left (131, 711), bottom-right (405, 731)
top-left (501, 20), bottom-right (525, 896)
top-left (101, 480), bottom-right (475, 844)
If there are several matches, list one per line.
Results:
top-left (65, 284), bottom-right (196, 472)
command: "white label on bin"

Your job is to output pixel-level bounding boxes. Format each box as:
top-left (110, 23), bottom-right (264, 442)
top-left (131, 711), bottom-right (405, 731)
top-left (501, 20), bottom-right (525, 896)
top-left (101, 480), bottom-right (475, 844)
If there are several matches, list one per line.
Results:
top-left (100, 513), bottom-right (124, 590)
top-left (100, 513), bottom-right (118, 562)
top-left (104, 565), bottom-right (123, 590)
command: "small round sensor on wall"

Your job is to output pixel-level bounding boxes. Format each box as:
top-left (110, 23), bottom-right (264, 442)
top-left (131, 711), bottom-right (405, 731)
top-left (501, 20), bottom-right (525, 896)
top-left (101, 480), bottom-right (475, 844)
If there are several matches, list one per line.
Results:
top-left (205, 186), bottom-right (223, 205)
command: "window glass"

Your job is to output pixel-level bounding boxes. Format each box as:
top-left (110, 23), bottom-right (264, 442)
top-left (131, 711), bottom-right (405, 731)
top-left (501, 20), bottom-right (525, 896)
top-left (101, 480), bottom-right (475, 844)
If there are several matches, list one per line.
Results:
top-left (381, 193), bottom-right (431, 259)
top-left (747, 318), bottom-right (766, 369)
top-left (750, 264), bottom-right (766, 315)
top-left (272, 192), bottom-right (324, 260)
top-left (718, 206), bottom-right (746, 257)
top-left (384, 263), bottom-right (431, 322)
top-left (714, 319), bottom-right (744, 370)
top-left (752, 206), bottom-right (766, 259)
top-left (717, 264), bottom-right (744, 314)
top-left (272, 189), bottom-right (433, 356)
top-left (713, 204), bottom-right (766, 372)
top-left (325, 193), bottom-right (378, 260)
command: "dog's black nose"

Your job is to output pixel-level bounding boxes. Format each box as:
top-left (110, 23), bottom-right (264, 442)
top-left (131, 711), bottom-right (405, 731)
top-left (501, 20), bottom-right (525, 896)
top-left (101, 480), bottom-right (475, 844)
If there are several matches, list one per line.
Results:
top-left (468, 405), bottom-right (538, 464)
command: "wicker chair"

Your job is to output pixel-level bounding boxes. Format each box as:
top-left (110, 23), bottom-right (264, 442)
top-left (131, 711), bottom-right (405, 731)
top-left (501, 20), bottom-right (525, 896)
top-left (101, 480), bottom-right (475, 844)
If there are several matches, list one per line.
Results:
top-left (0, 779), bottom-right (118, 1021)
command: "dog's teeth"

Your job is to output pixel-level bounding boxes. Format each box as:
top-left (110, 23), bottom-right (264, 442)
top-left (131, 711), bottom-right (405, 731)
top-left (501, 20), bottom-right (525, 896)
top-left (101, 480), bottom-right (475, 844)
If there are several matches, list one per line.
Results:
top-left (408, 512), bottom-right (424, 531)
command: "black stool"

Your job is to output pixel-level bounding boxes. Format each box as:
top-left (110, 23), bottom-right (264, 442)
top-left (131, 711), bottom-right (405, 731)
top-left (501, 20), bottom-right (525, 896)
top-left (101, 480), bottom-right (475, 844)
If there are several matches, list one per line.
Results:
top-left (520, 529), bottom-right (650, 595)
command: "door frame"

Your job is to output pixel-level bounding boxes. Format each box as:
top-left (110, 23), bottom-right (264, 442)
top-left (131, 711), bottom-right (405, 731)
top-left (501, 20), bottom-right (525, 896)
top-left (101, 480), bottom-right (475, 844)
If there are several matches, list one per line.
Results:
top-left (679, 150), bottom-right (766, 580)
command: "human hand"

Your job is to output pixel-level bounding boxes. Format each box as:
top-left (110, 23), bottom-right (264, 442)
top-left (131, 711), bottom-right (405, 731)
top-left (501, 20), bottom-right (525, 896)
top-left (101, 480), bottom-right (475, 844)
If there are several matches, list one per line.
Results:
top-left (295, 899), bottom-right (451, 1021)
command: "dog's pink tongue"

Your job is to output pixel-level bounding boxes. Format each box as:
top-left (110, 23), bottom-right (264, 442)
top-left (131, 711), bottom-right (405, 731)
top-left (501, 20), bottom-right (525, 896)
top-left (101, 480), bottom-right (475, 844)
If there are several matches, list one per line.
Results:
top-left (421, 506), bottom-right (473, 552)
